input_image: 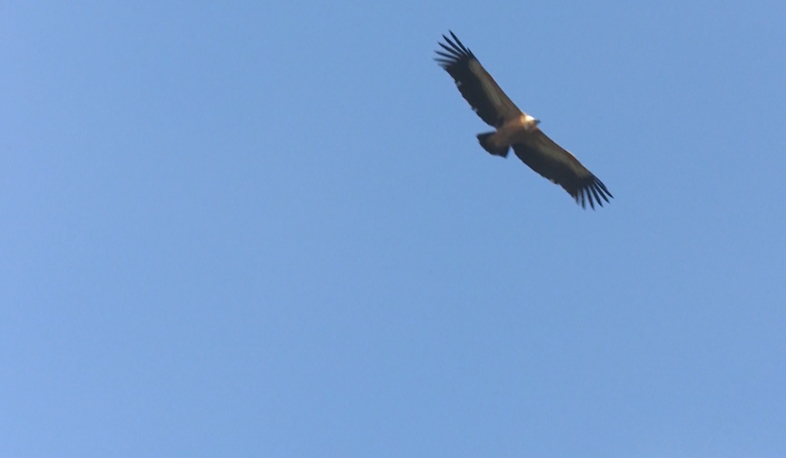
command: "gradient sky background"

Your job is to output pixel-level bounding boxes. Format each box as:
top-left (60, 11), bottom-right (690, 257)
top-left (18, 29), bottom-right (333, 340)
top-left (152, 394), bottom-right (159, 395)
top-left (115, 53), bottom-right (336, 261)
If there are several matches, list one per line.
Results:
top-left (2, 1), bottom-right (785, 457)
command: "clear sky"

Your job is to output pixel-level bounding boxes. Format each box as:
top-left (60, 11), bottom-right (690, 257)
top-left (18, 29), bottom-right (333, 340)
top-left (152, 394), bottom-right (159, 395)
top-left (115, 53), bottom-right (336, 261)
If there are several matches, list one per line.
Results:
top-left (2, 1), bottom-right (785, 457)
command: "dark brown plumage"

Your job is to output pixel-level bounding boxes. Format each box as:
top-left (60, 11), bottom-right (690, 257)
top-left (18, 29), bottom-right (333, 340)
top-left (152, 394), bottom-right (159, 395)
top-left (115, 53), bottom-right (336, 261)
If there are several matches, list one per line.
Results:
top-left (435, 31), bottom-right (612, 209)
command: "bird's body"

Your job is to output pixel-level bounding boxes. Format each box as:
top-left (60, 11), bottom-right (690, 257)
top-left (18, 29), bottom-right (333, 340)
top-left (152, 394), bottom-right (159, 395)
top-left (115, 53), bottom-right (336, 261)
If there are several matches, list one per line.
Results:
top-left (490, 114), bottom-right (541, 148)
top-left (435, 31), bottom-right (612, 209)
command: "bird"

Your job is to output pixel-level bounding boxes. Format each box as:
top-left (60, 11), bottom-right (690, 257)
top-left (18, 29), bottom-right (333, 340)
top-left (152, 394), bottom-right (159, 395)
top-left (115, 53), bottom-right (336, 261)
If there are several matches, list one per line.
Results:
top-left (435, 31), bottom-right (613, 209)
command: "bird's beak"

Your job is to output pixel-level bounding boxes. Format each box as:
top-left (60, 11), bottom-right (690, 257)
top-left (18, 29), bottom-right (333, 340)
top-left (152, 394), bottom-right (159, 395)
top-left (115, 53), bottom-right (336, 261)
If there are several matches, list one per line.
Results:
top-left (535, 119), bottom-right (541, 125)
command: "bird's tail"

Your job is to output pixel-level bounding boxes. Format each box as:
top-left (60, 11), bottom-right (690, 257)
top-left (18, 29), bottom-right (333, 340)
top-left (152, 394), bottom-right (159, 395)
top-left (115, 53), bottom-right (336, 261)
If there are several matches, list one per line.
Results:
top-left (477, 132), bottom-right (509, 157)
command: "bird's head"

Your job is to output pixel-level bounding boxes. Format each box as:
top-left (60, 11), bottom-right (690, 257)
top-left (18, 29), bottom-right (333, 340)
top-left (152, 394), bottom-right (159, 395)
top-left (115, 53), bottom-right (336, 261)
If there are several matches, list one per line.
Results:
top-left (521, 114), bottom-right (541, 131)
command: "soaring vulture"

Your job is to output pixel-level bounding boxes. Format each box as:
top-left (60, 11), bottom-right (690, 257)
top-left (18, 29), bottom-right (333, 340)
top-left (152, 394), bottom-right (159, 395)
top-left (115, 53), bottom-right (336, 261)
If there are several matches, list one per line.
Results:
top-left (435, 31), bottom-right (613, 209)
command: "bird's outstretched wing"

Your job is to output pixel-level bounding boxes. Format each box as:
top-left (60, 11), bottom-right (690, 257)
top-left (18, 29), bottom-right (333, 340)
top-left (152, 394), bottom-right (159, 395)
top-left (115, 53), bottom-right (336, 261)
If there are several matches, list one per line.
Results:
top-left (435, 31), bottom-right (522, 127)
top-left (513, 130), bottom-right (613, 209)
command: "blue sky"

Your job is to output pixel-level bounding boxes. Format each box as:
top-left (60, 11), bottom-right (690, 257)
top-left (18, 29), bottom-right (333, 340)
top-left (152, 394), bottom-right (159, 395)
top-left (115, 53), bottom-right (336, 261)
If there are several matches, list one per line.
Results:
top-left (2, 1), bottom-right (785, 457)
